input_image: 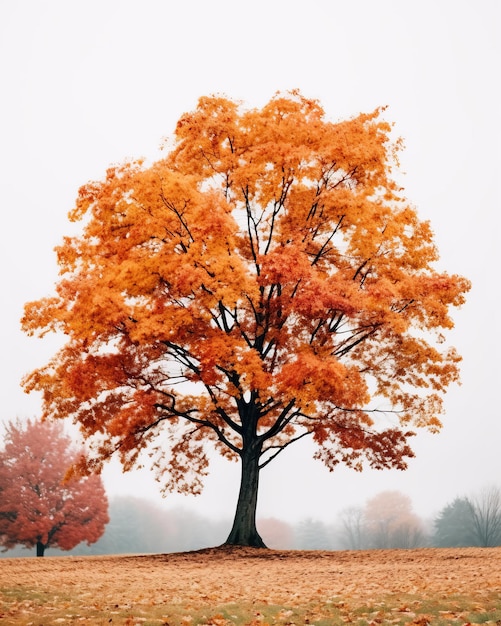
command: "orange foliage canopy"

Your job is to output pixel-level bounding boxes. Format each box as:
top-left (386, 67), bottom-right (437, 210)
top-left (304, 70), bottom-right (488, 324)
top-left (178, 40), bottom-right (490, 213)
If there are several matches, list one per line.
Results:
top-left (22, 92), bottom-right (470, 496)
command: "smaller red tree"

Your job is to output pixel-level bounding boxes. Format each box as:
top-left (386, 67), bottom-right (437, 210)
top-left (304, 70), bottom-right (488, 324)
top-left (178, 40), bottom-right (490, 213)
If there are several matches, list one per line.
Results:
top-left (0, 419), bottom-right (109, 556)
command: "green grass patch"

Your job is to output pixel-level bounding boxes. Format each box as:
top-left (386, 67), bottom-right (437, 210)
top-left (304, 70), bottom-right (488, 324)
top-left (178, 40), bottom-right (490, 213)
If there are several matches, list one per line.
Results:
top-left (2, 588), bottom-right (501, 625)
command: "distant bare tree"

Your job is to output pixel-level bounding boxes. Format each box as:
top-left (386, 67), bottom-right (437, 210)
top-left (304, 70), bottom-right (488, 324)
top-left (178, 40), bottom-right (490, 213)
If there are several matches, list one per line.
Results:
top-left (390, 518), bottom-right (426, 548)
top-left (469, 487), bottom-right (501, 547)
top-left (338, 506), bottom-right (365, 550)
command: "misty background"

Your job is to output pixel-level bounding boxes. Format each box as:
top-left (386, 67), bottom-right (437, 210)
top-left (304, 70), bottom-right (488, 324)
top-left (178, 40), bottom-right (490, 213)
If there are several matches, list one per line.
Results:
top-left (1, 0), bottom-right (499, 550)
top-left (4, 485), bottom-right (501, 557)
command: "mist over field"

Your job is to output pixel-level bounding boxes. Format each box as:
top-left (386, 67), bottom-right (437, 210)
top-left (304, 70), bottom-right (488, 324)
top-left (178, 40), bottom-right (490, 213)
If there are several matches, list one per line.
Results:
top-left (4, 485), bottom-right (501, 558)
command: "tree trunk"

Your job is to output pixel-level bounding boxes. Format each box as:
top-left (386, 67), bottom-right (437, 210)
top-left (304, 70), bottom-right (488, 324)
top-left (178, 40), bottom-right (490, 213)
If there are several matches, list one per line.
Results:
top-left (36, 541), bottom-right (46, 557)
top-left (224, 447), bottom-right (266, 548)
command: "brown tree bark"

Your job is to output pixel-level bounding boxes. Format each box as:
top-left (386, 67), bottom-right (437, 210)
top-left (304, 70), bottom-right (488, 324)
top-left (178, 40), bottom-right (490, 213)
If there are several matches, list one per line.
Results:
top-left (224, 445), bottom-right (266, 548)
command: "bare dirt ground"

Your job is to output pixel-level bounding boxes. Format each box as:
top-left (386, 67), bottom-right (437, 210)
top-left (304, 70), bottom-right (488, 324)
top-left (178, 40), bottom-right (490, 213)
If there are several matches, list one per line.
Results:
top-left (1, 546), bottom-right (501, 624)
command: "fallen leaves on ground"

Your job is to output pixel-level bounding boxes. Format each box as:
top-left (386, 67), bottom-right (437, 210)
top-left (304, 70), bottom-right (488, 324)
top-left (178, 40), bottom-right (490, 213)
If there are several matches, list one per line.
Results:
top-left (0, 547), bottom-right (500, 625)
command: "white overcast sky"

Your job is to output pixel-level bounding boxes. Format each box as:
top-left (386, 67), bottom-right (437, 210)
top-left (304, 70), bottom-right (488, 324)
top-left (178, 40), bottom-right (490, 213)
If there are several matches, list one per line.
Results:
top-left (0, 0), bottom-right (499, 524)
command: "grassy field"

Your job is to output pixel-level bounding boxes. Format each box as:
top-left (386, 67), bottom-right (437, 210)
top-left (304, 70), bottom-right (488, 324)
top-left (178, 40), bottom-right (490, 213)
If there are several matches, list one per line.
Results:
top-left (1, 546), bottom-right (501, 625)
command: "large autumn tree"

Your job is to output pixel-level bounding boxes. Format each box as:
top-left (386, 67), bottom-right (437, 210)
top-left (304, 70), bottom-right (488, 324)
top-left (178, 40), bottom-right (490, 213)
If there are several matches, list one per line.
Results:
top-left (0, 419), bottom-right (109, 556)
top-left (22, 92), bottom-right (470, 547)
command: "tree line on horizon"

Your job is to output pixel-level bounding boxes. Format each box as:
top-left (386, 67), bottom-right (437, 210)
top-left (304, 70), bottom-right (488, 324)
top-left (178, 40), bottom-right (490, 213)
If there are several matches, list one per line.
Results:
top-left (2, 419), bottom-right (500, 557)
top-left (65, 485), bottom-right (501, 552)
top-left (3, 483), bottom-right (501, 557)
top-left (97, 486), bottom-right (501, 552)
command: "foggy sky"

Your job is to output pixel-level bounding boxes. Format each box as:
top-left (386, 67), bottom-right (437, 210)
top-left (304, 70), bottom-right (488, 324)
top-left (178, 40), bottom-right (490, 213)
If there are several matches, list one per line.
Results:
top-left (1, 0), bottom-right (499, 525)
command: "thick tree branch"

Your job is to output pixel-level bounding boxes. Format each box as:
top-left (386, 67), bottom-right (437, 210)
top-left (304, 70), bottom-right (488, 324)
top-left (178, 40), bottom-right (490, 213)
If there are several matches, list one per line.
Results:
top-left (259, 429), bottom-right (313, 469)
